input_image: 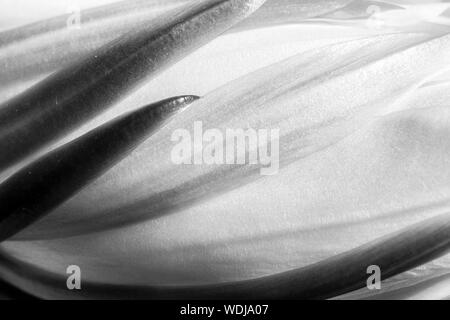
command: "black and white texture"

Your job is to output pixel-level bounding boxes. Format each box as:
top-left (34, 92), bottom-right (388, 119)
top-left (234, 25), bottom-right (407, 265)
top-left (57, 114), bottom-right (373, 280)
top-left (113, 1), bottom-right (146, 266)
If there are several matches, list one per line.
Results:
top-left (0, 0), bottom-right (450, 300)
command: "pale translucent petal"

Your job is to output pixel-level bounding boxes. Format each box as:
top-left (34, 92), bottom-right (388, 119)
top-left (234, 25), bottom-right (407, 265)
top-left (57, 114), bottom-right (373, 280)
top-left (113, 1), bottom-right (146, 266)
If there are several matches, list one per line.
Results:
top-left (316, 0), bottom-right (450, 33)
top-left (403, 80), bottom-right (450, 110)
top-left (0, 0), bottom-right (353, 89)
top-left (0, 0), bottom-right (119, 31)
top-left (0, 23), bottom-right (393, 105)
top-left (12, 31), bottom-right (450, 240)
top-left (1, 0), bottom-right (450, 300)
top-left (0, 212), bottom-right (448, 299)
top-left (2, 106), bottom-right (450, 289)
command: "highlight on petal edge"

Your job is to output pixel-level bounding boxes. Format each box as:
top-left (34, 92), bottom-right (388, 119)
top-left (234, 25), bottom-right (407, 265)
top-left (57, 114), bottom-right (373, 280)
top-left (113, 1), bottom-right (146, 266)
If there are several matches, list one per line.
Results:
top-left (0, 0), bottom-right (449, 304)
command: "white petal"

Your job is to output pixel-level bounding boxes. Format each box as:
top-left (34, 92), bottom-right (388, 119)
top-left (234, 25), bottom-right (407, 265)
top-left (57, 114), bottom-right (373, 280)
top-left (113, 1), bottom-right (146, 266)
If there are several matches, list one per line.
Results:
top-left (14, 31), bottom-right (450, 240)
top-left (0, 23), bottom-right (391, 104)
top-left (0, 0), bottom-right (352, 92)
top-left (3, 105), bottom-right (450, 288)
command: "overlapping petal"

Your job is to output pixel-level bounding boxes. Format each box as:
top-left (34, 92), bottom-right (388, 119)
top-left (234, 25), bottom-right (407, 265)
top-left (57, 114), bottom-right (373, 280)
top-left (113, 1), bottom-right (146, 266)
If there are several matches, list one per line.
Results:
top-left (0, 0), bottom-right (449, 300)
top-left (13, 31), bottom-right (450, 240)
top-left (0, 0), bottom-right (353, 91)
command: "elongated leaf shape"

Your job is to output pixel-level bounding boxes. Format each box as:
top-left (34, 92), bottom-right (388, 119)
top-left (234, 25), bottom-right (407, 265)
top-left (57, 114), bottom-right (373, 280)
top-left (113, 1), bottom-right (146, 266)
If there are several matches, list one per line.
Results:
top-left (0, 23), bottom-right (394, 105)
top-left (17, 32), bottom-right (450, 240)
top-left (0, 96), bottom-right (198, 242)
top-left (1, 0), bottom-right (449, 302)
top-left (0, 0), bottom-right (265, 172)
top-left (0, 0), bottom-right (352, 46)
top-left (0, 212), bottom-right (449, 299)
top-left (6, 105), bottom-right (449, 291)
top-left (0, 0), bottom-right (190, 47)
top-left (0, 0), bottom-right (352, 87)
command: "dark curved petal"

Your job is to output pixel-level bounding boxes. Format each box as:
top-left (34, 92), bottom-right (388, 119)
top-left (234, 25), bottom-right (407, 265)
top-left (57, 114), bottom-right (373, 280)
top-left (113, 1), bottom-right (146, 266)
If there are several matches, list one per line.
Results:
top-left (0, 279), bottom-right (35, 300)
top-left (0, 0), bottom-right (190, 47)
top-left (0, 212), bottom-right (448, 299)
top-left (16, 31), bottom-right (450, 240)
top-left (0, 0), bottom-right (352, 88)
top-left (0, 0), bottom-right (264, 172)
top-left (0, 96), bottom-right (198, 242)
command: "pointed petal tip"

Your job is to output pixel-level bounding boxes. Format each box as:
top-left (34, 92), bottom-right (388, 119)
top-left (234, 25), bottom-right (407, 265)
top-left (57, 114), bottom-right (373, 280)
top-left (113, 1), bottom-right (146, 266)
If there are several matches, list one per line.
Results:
top-left (0, 95), bottom-right (199, 243)
top-left (154, 95), bottom-right (200, 117)
top-left (176, 95), bottom-right (201, 105)
top-left (0, 0), bottom-right (259, 173)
